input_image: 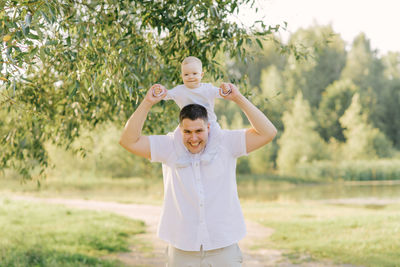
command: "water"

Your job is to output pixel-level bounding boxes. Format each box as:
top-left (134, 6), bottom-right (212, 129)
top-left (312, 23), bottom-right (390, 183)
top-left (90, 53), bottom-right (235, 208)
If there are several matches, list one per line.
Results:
top-left (237, 179), bottom-right (400, 202)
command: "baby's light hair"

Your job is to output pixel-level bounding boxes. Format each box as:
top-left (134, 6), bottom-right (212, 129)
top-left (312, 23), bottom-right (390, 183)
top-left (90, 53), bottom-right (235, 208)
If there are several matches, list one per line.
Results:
top-left (182, 56), bottom-right (202, 68)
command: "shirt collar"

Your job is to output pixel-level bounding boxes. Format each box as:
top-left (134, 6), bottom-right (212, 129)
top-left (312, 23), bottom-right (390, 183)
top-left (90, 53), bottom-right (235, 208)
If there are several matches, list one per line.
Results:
top-left (174, 127), bottom-right (222, 168)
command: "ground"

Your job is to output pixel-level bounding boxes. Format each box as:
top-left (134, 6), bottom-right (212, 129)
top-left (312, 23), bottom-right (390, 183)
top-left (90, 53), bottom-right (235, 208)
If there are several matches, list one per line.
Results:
top-left (9, 195), bottom-right (359, 267)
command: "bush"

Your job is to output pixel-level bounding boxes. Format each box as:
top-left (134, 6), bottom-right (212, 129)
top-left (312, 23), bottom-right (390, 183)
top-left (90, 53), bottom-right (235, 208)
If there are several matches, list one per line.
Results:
top-left (46, 122), bottom-right (162, 179)
top-left (295, 160), bottom-right (400, 181)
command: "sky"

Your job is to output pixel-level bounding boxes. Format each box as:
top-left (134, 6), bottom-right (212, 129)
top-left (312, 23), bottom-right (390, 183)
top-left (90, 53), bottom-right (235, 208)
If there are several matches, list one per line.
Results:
top-left (238, 0), bottom-right (400, 54)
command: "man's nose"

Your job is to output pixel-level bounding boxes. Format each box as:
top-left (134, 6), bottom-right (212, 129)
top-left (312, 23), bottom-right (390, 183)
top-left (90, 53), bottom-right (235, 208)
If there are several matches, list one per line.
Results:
top-left (190, 133), bottom-right (198, 140)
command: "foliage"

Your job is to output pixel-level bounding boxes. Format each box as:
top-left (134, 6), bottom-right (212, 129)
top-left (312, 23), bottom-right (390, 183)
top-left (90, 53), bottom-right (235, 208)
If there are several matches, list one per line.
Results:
top-left (340, 93), bottom-right (392, 160)
top-left (248, 141), bottom-right (277, 174)
top-left (277, 92), bottom-right (327, 174)
top-left (376, 79), bottom-right (400, 148)
top-left (0, 0), bottom-right (282, 179)
top-left (46, 122), bottom-right (162, 179)
top-left (340, 33), bottom-right (387, 132)
top-left (283, 24), bottom-right (346, 108)
top-left (295, 159), bottom-right (400, 181)
top-left (317, 79), bottom-right (358, 141)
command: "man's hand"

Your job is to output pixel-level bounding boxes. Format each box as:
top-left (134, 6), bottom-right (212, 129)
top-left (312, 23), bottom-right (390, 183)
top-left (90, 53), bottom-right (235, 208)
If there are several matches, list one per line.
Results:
top-left (219, 82), bottom-right (277, 154)
top-left (219, 83), bottom-right (242, 102)
top-left (119, 84), bottom-right (166, 159)
top-left (146, 84), bottom-right (167, 105)
top-left (152, 84), bottom-right (166, 97)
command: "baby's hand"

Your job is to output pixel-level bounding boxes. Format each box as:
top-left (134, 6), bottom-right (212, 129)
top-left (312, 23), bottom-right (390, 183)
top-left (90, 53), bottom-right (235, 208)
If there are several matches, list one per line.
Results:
top-left (152, 84), bottom-right (165, 97)
top-left (219, 83), bottom-right (232, 96)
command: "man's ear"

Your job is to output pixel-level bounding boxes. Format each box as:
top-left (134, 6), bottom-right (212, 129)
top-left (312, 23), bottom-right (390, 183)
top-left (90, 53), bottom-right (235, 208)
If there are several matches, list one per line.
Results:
top-left (207, 122), bottom-right (210, 131)
top-left (201, 71), bottom-right (205, 78)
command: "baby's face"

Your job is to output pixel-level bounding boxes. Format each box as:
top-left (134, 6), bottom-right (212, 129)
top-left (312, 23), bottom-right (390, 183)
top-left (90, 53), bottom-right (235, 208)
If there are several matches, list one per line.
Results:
top-left (181, 62), bottom-right (204, 89)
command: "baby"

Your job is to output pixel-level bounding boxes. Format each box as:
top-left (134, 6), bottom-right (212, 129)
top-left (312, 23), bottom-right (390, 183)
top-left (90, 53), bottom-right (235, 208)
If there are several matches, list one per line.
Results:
top-left (153, 56), bottom-right (231, 132)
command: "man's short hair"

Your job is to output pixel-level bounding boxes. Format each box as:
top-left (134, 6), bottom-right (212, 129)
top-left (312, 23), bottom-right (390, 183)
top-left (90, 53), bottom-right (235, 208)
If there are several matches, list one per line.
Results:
top-left (179, 104), bottom-right (208, 124)
top-left (182, 56), bottom-right (202, 68)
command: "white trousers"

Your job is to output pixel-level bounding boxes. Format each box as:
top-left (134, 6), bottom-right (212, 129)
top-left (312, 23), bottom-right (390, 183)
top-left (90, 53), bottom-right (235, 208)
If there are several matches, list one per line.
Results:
top-left (166, 243), bottom-right (243, 267)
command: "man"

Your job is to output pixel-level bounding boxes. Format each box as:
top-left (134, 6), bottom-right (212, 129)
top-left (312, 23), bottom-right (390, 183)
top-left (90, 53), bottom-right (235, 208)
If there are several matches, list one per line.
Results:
top-left (119, 83), bottom-right (277, 266)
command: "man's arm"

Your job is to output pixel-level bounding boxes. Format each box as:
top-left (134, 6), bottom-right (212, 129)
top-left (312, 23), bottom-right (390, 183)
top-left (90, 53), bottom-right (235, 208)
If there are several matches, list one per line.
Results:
top-left (220, 83), bottom-right (277, 154)
top-left (119, 85), bottom-right (166, 159)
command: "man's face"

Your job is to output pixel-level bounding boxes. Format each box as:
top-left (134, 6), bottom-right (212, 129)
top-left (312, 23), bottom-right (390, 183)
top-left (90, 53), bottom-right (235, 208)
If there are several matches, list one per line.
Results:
top-left (180, 118), bottom-right (210, 154)
top-left (181, 62), bottom-right (204, 89)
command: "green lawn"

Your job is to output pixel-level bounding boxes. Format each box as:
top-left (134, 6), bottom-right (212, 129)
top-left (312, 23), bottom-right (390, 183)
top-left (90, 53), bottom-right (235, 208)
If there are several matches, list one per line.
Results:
top-left (0, 197), bottom-right (146, 267)
top-left (243, 200), bottom-right (400, 267)
top-left (2, 175), bottom-right (400, 266)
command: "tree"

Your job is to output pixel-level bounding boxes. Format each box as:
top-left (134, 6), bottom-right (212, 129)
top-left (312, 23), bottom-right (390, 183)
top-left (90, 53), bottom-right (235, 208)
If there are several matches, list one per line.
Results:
top-left (378, 52), bottom-right (400, 148)
top-left (226, 36), bottom-right (287, 89)
top-left (276, 92), bottom-right (327, 174)
top-left (256, 65), bottom-right (285, 127)
top-left (0, 0), bottom-right (281, 180)
top-left (382, 52), bottom-right (400, 80)
top-left (339, 93), bottom-right (392, 159)
top-left (340, 33), bottom-right (387, 132)
top-left (283, 24), bottom-right (346, 108)
top-left (317, 79), bottom-right (357, 141)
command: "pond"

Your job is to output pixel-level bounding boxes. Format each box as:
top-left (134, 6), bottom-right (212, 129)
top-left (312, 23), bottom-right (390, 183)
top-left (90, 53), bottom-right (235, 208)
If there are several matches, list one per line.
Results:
top-left (237, 179), bottom-right (400, 202)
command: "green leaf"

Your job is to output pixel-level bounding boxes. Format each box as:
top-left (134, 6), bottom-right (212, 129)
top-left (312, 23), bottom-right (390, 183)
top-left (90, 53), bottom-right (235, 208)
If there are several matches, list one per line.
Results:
top-left (27, 33), bottom-right (39, 40)
top-left (256, 38), bottom-right (263, 49)
top-left (68, 81), bottom-right (80, 98)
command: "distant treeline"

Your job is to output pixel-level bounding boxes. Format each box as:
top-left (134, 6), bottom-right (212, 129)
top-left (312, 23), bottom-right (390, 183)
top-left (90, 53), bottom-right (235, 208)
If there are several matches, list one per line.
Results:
top-left (215, 24), bottom-right (400, 180)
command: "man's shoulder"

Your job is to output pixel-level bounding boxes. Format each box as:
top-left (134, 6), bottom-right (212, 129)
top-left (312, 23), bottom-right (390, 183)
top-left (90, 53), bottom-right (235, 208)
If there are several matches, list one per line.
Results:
top-left (221, 128), bottom-right (246, 135)
top-left (218, 128), bottom-right (248, 157)
top-left (148, 132), bottom-right (179, 163)
top-left (149, 131), bottom-right (175, 139)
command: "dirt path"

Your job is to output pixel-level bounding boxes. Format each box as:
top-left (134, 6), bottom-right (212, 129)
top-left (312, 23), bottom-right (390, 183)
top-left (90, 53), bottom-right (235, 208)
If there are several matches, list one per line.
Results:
top-left (8, 195), bottom-right (358, 267)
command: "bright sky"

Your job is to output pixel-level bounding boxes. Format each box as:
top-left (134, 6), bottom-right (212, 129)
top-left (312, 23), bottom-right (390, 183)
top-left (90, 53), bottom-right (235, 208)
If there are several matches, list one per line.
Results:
top-left (238, 0), bottom-right (400, 54)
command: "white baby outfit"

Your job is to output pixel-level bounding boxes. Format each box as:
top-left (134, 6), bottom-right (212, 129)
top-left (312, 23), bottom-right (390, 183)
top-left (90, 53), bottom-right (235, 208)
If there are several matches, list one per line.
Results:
top-left (164, 83), bottom-right (222, 124)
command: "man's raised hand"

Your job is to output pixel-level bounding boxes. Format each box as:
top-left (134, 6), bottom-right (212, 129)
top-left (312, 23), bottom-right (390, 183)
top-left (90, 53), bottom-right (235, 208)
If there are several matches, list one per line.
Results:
top-left (219, 83), bottom-right (241, 101)
top-left (145, 84), bottom-right (167, 105)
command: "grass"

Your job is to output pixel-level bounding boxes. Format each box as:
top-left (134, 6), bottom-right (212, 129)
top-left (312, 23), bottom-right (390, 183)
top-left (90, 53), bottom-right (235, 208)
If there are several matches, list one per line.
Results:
top-left (2, 174), bottom-right (400, 266)
top-left (0, 197), bottom-right (146, 267)
top-left (242, 200), bottom-right (400, 267)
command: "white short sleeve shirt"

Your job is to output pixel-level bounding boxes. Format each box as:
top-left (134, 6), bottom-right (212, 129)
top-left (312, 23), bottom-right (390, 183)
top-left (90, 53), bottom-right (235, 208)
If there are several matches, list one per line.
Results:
top-left (149, 127), bottom-right (247, 251)
top-left (163, 83), bottom-right (221, 122)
